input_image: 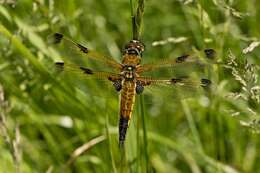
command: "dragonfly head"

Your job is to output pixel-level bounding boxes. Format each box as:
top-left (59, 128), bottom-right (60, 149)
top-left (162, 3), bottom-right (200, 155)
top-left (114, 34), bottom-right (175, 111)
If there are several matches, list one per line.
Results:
top-left (123, 40), bottom-right (145, 56)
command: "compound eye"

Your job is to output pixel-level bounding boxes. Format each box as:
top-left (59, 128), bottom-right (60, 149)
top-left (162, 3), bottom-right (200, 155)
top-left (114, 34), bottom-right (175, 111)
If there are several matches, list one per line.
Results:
top-left (127, 48), bottom-right (139, 55)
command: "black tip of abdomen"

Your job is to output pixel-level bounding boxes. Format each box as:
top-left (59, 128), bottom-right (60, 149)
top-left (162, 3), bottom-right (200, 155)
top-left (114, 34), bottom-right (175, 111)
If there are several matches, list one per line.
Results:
top-left (119, 116), bottom-right (129, 147)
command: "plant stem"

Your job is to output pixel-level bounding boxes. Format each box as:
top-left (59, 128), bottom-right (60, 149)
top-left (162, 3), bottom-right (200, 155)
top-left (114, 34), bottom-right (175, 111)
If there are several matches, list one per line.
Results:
top-left (129, 0), bottom-right (145, 40)
top-left (135, 0), bottom-right (145, 40)
top-left (140, 95), bottom-right (149, 172)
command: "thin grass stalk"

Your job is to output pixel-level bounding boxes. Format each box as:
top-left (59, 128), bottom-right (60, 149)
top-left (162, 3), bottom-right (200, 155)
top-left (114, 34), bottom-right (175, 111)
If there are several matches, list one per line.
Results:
top-left (119, 147), bottom-right (128, 172)
top-left (0, 85), bottom-right (21, 173)
top-left (0, 24), bottom-right (47, 74)
top-left (130, 0), bottom-right (149, 172)
top-left (129, 0), bottom-right (148, 171)
top-left (181, 100), bottom-right (204, 153)
top-left (105, 112), bottom-right (117, 173)
top-left (130, 0), bottom-right (145, 40)
top-left (148, 132), bottom-right (240, 173)
top-left (135, 0), bottom-right (145, 40)
top-left (197, 2), bottom-right (205, 46)
top-left (136, 98), bottom-right (141, 172)
top-left (129, 0), bottom-right (136, 40)
top-left (140, 95), bottom-right (149, 172)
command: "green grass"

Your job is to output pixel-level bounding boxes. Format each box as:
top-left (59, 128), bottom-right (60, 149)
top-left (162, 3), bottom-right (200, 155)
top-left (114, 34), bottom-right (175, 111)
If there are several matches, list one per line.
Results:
top-left (0, 0), bottom-right (260, 173)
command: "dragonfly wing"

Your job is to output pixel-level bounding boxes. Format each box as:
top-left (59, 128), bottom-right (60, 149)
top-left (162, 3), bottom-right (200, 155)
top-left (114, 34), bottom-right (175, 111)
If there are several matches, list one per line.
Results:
top-left (136, 76), bottom-right (212, 100)
top-left (137, 76), bottom-right (211, 89)
top-left (136, 49), bottom-right (220, 73)
top-left (55, 62), bottom-right (122, 82)
top-left (49, 33), bottom-right (123, 70)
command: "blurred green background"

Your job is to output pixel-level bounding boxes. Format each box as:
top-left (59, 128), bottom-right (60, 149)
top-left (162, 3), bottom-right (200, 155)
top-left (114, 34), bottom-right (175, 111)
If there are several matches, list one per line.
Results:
top-left (0, 0), bottom-right (260, 172)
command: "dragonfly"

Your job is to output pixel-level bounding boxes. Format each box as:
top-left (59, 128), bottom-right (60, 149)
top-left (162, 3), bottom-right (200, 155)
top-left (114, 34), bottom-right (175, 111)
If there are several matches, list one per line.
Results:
top-left (50, 33), bottom-right (216, 147)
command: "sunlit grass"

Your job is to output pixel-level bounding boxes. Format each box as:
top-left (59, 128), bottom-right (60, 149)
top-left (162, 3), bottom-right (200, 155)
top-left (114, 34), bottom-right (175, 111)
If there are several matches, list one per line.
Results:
top-left (0, 0), bottom-right (260, 172)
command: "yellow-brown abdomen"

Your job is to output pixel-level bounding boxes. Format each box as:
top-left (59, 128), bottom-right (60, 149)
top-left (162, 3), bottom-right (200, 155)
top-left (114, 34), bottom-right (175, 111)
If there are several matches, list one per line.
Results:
top-left (119, 80), bottom-right (136, 146)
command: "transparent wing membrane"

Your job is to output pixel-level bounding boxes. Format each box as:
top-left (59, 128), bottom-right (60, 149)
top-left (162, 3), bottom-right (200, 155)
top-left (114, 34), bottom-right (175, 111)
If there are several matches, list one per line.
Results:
top-left (50, 32), bottom-right (214, 94)
top-left (137, 76), bottom-right (211, 89)
top-left (55, 62), bottom-right (122, 81)
top-left (49, 33), bottom-right (123, 70)
top-left (136, 49), bottom-right (220, 73)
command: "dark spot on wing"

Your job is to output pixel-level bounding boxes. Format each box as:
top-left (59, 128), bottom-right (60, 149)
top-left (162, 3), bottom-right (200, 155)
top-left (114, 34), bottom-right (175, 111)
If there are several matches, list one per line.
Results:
top-left (171, 78), bottom-right (183, 84)
top-left (139, 79), bottom-right (151, 86)
top-left (80, 67), bottom-right (93, 74)
top-left (200, 78), bottom-right (211, 87)
top-left (108, 76), bottom-right (113, 81)
top-left (53, 33), bottom-right (63, 44)
top-left (204, 49), bottom-right (216, 60)
top-left (176, 55), bottom-right (189, 63)
top-left (77, 43), bottom-right (88, 53)
top-left (55, 62), bottom-right (64, 71)
top-left (55, 62), bottom-right (64, 66)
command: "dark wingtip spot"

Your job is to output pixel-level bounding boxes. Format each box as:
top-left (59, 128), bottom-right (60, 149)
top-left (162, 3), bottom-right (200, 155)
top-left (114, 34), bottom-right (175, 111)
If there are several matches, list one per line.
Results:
top-left (176, 55), bottom-right (189, 63)
top-left (55, 62), bottom-right (64, 72)
top-left (55, 62), bottom-right (64, 70)
top-left (52, 33), bottom-right (63, 44)
top-left (80, 67), bottom-right (93, 74)
top-left (55, 62), bottom-right (64, 66)
top-left (200, 79), bottom-right (211, 87)
top-left (77, 43), bottom-right (88, 53)
top-left (204, 49), bottom-right (216, 59)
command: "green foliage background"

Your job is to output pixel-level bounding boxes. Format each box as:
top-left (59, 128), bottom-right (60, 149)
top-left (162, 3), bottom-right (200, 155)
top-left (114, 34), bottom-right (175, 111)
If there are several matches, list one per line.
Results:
top-left (0, 0), bottom-right (260, 172)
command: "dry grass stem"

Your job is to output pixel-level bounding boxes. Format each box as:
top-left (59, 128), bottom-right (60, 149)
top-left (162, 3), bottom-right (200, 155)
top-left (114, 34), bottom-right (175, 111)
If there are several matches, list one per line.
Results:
top-left (66, 135), bottom-right (106, 166)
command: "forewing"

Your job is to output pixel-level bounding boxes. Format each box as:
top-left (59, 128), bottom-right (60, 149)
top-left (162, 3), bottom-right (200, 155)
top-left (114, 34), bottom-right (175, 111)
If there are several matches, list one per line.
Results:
top-left (137, 76), bottom-right (212, 101)
top-left (137, 76), bottom-right (211, 89)
top-left (136, 49), bottom-right (220, 73)
top-left (55, 62), bottom-right (122, 82)
top-left (48, 33), bottom-right (123, 70)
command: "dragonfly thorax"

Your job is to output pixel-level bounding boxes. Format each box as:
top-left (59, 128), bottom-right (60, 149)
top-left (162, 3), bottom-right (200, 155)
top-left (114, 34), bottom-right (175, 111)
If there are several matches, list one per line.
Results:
top-left (122, 65), bottom-right (136, 80)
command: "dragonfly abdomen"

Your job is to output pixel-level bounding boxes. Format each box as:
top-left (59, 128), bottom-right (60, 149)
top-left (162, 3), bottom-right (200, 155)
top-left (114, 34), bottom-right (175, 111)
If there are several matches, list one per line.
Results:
top-left (119, 80), bottom-right (136, 146)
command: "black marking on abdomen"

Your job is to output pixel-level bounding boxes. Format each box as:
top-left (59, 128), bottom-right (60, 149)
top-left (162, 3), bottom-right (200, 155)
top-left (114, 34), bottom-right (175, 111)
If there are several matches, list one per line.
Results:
top-left (119, 116), bottom-right (129, 147)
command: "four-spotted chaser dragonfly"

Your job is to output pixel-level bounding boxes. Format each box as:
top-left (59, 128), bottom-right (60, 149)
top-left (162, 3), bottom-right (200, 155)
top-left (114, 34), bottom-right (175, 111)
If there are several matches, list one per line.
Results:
top-left (50, 33), bottom-right (216, 147)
